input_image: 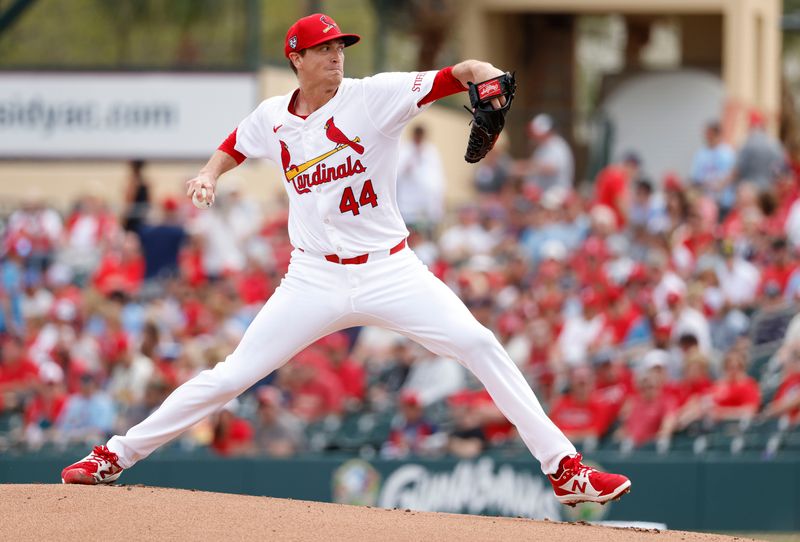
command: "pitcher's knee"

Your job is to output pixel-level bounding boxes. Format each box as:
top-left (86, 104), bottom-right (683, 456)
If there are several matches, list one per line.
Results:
top-left (204, 361), bottom-right (249, 398)
top-left (458, 327), bottom-right (501, 362)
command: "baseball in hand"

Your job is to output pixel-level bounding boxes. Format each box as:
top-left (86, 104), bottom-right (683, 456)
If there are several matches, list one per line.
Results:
top-left (192, 187), bottom-right (212, 209)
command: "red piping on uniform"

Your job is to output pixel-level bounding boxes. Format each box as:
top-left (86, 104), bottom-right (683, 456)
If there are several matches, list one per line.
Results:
top-left (218, 129), bottom-right (247, 164)
top-left (417, 66), bottom-right (468, 107)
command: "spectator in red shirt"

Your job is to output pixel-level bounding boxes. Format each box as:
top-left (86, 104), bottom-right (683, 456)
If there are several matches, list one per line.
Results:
top-left (322, 332), bottom-right (366, 408)
top-left (670, 352), bottom-right (714, 409)
top-left (605, 289), bottom-right (644, 345)
top-left (658, 352), bottom-right (714, 440)
top-left (617, 371), bottom-right (671, 447)
top-left (280, 356), bottom-right (344, 422)
top-left (593, 151), bottom-right (641, 229)
top-left (236, 257), bottom-right (275, 306)
top-left (548, 366), bottom-right (605, 442)
top-left (711, 349), bottom-right (761, 421)
top-left (761, 349), bottom-right (800, 425)
top-left (591, 350), bottom-right (636, 436)
top-left (0, 335), bottom-right (40, 412)
top-left (664, 348), bottom-right (761, 436)
top-left (758, 238), bottom-right (797, 296)
top-left (92, 233), bottom-right (145, 297)
top-left (211, 400), bottom-right (254, 456)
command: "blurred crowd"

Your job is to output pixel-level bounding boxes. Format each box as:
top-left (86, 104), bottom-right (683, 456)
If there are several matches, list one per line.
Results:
top-left (2, 112), bottom-right (800, 461)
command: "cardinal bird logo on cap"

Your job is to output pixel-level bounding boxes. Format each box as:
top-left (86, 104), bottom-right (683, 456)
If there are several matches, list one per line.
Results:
top-left (325, 117), bottom-right (364, 154)
top-left (320, 15), bottom-right (337, 33)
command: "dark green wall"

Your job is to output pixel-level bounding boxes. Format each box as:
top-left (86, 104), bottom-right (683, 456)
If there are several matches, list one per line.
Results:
top-left (1, 452), bottom-right (797, 532)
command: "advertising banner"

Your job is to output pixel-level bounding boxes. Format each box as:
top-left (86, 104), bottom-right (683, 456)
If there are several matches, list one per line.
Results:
top-left (0, 72), bottom-right (258, 159)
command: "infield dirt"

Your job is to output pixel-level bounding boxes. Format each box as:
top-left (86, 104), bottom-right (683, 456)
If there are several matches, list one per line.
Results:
top-left (0, 484), bottom-right (762, 541)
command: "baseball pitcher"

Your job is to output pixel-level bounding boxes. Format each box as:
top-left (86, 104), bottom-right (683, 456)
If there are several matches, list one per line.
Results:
top-left (62, 13), bottom-right (630, 507)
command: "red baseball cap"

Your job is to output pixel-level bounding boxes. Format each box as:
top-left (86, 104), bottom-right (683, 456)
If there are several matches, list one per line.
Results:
top-left (284, 13), bottom-right (360, 58)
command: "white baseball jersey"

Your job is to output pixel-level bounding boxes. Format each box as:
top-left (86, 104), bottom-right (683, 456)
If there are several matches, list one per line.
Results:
top-left (234, 71), bottom-right (438, 258)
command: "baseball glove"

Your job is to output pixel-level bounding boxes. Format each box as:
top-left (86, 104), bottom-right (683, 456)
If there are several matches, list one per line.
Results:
top-left (464, 72), bottom-right (516, 163)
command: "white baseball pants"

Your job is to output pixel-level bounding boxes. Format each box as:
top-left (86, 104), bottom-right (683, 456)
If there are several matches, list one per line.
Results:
top-left (107, 247), bottom-right (575, 473)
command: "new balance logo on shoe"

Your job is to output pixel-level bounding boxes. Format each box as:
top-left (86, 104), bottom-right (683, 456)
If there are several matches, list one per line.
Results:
top-left (549, 453), bottom-right (631, 507)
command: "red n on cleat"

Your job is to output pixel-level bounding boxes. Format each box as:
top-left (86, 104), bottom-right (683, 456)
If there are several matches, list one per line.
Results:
top-left (548, 453), bottom-right (631, 506)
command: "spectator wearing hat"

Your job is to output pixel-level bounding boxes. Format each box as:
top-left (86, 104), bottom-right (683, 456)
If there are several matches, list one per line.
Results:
top-left (515, 113), bottom-right (574, 193)
top-left (382, 390), bottom-right (437, 458)
top-left (733, 110), bottom-right (785, 191)
top-left (689, 120), bottom-right (736, 208)
top-left (135, 197), bottom-right (188, 283)
top-left (252, 386), bottom-right (306, 457)
top-left (592, 151), bottom-right (642, 229)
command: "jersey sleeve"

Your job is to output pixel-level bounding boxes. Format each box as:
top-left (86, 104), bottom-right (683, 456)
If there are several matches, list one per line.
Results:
top-left (360, 71), bottom-right (438, 138)
top-left (233, 101), bottom-right (271, 159)
top-left (417, 66), bottom-right (467, 106)
top-left (218, 129), bottom-right (246, 164)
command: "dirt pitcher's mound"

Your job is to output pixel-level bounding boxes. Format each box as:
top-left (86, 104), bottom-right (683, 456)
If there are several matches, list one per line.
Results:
top-left (0, 484), bottom-right (757, 542)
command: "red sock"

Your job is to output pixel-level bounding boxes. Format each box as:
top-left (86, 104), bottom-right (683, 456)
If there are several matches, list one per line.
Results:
top-left (552, 454), bottom-right (573, 479)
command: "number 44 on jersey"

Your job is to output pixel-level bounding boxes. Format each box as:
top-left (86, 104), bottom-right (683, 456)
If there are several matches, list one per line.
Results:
top-left (339, 180), bottom-right (378, 216)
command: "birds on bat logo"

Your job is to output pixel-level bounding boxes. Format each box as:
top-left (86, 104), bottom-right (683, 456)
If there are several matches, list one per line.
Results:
top-left (320, 15), bottom-right (337, 33)
top-left (279, 117), bottom-right (367, 195)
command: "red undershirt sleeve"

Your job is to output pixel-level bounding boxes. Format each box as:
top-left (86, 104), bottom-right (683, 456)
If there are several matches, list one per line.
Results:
top-left (218, 128), bottom-right (247, 164)
top-left (417, 66), bottom-right (468, 107)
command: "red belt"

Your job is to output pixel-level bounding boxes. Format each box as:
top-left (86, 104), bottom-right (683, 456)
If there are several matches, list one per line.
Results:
top-left (302, 239), bottom-right (407, 265)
